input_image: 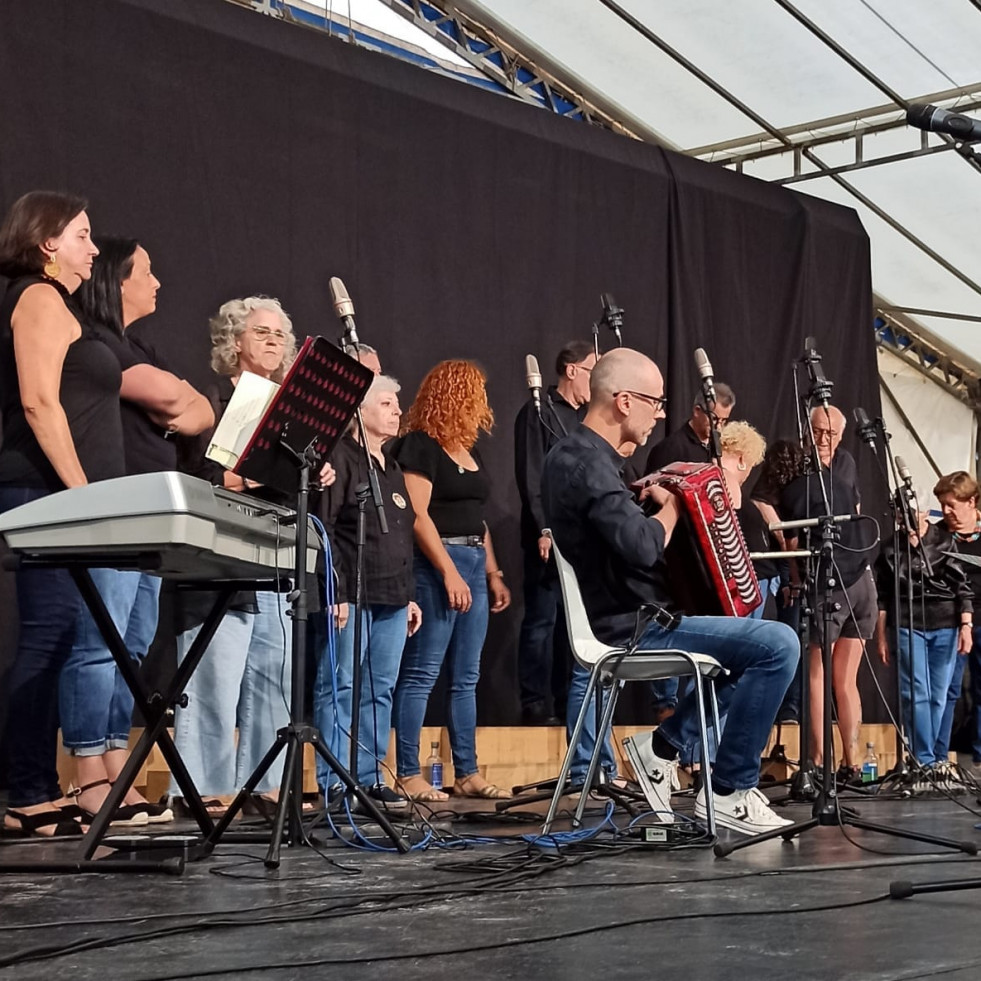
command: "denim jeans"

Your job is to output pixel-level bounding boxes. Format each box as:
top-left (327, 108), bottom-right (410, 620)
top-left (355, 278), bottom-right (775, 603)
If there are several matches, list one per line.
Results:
top-left (654, 615), bottom-right (799, 790)
top-left (896, 626), bottom-right (958, 767)
top-left (776, 589), bottom-right (803, 717)
top-left (936, 651), bottom-right (967, 763)
top-left (170, 591), bottom-right (291, 796)
top-left (60, 569), bottom-right (161, 754)
top-left (748, 576), bottom-right (781, 620)
top-left (0, 485), bottom-right (82, 806)
top-left (517, 548), bottom-right (558, 709)
top-left (566, 660), bottom-right (617, 783)
top-left (314, 603), bottom-right (408, 789)
top-left (393, 546), bottom-right (488, 779)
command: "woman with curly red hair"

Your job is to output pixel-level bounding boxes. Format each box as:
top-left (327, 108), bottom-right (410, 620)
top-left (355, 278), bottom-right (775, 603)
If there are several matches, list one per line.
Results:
top-left (392, 360), bottom-right (511, 801)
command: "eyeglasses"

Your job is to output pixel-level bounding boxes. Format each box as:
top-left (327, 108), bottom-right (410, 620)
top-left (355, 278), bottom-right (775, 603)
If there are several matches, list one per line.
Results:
top-left (615, 390), bottom-right (668, 411)
top-left (812, 428), bottom-right (839, 440)
top-left (248, 324), bottom-right (288, 343)
top-left (575, 363), bottom-right (593, 373)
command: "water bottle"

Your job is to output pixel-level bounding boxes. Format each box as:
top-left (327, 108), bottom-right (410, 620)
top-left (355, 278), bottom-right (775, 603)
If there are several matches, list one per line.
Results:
top-left (426, 741), bottom-right (443, 790)
top-left (861, 742), bottom-right (878, 783)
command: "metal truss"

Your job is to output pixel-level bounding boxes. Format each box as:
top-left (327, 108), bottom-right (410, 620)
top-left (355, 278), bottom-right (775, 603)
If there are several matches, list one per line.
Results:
top-left (379, 0), bottom-right (650, 139)
top-left (874, 301), bottom-right (981, 410)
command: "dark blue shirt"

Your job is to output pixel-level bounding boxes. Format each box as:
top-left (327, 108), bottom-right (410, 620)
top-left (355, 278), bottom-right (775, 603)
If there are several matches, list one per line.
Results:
top-left (542, 424), bottom-right (672, 644)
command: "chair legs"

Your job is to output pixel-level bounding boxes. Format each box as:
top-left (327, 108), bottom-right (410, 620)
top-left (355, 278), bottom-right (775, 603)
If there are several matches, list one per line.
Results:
top-left (541, 656), bottom-right (721, 838)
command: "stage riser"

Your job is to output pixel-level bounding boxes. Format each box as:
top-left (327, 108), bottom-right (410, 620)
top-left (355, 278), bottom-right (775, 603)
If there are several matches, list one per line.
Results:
top-left (56, 724), bottom-right (904, 798)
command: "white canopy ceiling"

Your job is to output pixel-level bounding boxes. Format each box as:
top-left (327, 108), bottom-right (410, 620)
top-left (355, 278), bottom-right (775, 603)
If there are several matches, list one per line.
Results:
top-left (259, 0), bottom-right (981, 376)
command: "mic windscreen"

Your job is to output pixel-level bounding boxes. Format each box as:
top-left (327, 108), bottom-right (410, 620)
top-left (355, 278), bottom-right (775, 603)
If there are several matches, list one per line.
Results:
top-left (329, 276), bottom-right (355, 319)
top-left (906, 104), bottom-right (936, 128)
top-left (694, 347), bottom-right (713, 379)
top-left (803, 336), bottom-right (819, 355)
top-left (853, 407), bottom-right (870, 428)
top-left (525, 354), bottom-right (542, 390)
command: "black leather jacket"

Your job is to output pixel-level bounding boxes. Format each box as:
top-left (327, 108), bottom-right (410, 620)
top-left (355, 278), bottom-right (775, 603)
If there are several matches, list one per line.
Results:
top-left (875, 522), bottom-right (973, 630)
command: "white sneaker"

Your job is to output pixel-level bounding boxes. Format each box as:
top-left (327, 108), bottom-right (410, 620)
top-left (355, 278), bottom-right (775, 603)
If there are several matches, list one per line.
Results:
top-left (622, 732), bottom-right (679, 823)
top-left (695, 786), bottom-right (793, 836)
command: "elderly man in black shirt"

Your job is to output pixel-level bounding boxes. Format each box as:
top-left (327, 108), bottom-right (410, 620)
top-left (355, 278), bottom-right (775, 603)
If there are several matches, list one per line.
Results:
top-left (514, 339), bottom-right (596, 725)
top-left (542, 348), bottom-right (798, 835)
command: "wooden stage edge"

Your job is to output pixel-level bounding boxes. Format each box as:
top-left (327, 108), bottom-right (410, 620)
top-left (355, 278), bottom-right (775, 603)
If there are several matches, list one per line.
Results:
top-left (58, 723), bottom-right (906, 800)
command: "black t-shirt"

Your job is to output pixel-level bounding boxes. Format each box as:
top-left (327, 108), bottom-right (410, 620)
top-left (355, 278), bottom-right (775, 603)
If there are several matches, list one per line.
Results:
top-left (320, 434), bottom-right (415, 606)
top-left (391, 430), bottom-right (489, 537)
top-left (0, 275), bottom-right (124, 489)
top-left (950, 530), bottom-right (981, 603)
top-left (780, 466), bottom-right (875, 588)
top-left (92, 324), bottom-right (177, 475)
top-left (739, 499), bottom-right (782, 580)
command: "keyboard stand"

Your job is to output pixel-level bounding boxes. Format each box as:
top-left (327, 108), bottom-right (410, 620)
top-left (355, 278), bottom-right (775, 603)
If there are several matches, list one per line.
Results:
top-left (0, 550), bottom-right (280, 874)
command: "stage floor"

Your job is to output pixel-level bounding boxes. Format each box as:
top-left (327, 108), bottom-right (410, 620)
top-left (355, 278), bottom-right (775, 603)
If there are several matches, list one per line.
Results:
top-left (2, 788), bottom-right (981, 981)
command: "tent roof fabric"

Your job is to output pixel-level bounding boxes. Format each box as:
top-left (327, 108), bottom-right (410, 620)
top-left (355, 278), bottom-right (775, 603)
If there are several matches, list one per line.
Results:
top-left (251, 0), bottom-right (981, 368)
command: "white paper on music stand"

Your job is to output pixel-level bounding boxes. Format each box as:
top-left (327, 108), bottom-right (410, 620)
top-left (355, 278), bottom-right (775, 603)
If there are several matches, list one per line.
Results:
top-left (206, 371), bottom-right (279, 470)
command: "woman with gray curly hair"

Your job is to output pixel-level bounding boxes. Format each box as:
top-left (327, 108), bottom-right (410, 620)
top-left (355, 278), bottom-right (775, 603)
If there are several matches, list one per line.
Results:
top-left (168, 295), bottom-right (320, 817)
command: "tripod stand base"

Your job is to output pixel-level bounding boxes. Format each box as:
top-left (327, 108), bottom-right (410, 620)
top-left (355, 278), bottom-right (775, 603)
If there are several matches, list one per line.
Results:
top-left (204, 723), bottom-right (411, 864)
top-left (715, 800), bottom-right (978, 859)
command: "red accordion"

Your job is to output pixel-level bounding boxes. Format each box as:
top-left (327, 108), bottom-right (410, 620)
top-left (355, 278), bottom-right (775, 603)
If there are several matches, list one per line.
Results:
top-left (632, 462), bottom-right (761, 618)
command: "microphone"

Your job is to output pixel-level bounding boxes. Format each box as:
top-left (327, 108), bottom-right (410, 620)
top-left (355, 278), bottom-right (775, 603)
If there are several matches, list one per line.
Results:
top-left (329, 276), bottom-right (359, 346)
top-left (801, 336), bottom-right (834, 408)
top-left (694, 347), bottom-right (717, 406)
top-left (907, 104), bottom-right (981, 142)
top-left (895, 455), bottom-right (914, 488)
top-left (600, 293), bottom-right (624, 345)
top-left (769, 513), bottom-right (864, 532)
top-left (853, 407), bottom-right (878, 450)
top-left (525, 354), bottom-right (543, 418)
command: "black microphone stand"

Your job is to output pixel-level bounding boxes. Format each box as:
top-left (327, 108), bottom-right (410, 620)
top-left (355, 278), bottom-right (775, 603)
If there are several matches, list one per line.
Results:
top-left (716, 374), bottom-right (975, 859)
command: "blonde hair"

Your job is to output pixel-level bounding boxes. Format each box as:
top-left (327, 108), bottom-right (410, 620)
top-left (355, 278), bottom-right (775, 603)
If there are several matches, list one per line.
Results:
top-left (209, 296), bottom-right (297, 382)
top-left (720, 420), bottom-right (766, 469)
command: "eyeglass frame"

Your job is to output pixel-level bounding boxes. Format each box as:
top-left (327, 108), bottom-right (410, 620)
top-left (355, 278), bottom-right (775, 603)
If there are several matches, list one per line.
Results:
top-left (614, 389), bottom-right (668, 411)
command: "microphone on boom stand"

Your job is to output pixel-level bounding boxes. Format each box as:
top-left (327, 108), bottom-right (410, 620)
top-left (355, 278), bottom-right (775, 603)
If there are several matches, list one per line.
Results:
top-left (525, 354), bottom-right (543, 419)
top-left (693, 347), bottom-right (723, 466)
top-left (801, 337), bottom-right (834, 409)
top-left (600, 293), bottom-right (624, 346)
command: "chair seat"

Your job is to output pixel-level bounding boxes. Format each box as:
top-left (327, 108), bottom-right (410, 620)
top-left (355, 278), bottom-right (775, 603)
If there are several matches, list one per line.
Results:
top-left (595, 648), bottom-right (724, 684)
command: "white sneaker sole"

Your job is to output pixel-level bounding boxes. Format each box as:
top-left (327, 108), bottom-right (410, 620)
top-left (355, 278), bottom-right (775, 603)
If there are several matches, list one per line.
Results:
top-left (622, 734), bottom-right (675, 824)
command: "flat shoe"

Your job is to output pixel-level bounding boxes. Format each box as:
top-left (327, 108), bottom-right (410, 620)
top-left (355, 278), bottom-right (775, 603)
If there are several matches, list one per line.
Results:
top-left (2, 807), bottom-right (84, 839)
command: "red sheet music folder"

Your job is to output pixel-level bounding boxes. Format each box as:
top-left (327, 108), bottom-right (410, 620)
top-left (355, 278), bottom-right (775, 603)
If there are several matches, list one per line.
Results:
top-left (234, 336), bottom-right (374, 495)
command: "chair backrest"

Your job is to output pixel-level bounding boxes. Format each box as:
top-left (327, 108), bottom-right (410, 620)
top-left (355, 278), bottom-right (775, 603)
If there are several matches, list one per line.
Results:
top-left (551, 539), bottom-right (623, 668)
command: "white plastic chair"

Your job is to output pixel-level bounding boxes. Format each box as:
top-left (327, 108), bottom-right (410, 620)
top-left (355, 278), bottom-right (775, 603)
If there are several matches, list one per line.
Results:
top-left (543, 540), bottom-right (725, 836)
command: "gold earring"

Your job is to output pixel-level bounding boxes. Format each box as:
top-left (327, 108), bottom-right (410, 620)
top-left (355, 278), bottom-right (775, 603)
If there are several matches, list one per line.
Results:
top-left (43, 252), bottom-right (61, 280)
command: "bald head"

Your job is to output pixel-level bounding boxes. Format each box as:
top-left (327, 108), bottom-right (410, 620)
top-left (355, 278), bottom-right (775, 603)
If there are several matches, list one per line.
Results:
top-left (589, 348), bottom-right (663, 406)
top-left (584, 348), bottom-right (666, 454)
top-left (810, 405), bottom-right (846, 433)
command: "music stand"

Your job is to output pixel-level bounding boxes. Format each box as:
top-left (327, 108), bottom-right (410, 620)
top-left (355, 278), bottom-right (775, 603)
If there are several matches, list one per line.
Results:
top-left (203, 337), bottom-right (409, 863)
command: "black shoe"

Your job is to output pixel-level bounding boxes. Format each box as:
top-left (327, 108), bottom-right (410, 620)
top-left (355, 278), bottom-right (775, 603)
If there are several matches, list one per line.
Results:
top-left (775, 708), bottom-right (800, 725)
top-left (353, 785), bottom-right (410, 814)
top-left (521, 702), bottom-right (561, 726)
top-left (835, 764), bottom-right (861, 788)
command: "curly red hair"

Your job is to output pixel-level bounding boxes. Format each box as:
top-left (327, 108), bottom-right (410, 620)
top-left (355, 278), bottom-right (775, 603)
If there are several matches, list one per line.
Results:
top-left (403, 360), bottom-right (494, 450)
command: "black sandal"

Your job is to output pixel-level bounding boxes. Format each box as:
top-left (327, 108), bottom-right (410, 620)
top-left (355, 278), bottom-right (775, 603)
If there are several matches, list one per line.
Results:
top-left (72, 780), bottom-right (150, 827)
top-left (2, 807), bottom-right (84, 839)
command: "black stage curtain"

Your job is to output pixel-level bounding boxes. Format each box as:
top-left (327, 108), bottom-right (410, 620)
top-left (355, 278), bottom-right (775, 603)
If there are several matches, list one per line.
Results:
top-left (0, 0), bottom-right (889, 738)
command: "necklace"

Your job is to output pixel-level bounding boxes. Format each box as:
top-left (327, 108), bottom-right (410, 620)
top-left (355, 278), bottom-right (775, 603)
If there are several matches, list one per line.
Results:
top-left (953, 513), bottom-right (981, 543)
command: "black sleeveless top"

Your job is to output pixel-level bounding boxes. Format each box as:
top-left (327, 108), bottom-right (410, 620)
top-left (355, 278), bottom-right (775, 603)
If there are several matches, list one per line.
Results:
top-left (0, 275), bottom-right (125, 490)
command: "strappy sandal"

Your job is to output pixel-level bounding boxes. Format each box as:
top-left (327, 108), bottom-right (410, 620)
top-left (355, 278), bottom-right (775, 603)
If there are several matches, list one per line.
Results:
top-left (71, 780), bottom-right (150, 828)
top-left (451, 778), bottom-right (512, 800)
top-left (396, 778), bottom-right (450, 802)
top-left (169, 796), bottom-right (230, 820)
top-left (2, 807), bottom-right (84, 839)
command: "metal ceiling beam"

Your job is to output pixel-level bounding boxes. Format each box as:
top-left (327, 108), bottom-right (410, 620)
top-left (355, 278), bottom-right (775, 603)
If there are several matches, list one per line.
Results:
top-left (379, 0), bottom-right (673, 145)
top-left (874, 298), bottom-right (981, 409)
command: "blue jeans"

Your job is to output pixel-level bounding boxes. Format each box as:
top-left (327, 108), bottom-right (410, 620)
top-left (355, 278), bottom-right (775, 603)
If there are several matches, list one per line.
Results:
top-left (748, 576), bottom-right (781, 620)
top-left (314, 603), bottom-right (408, 789)
top-left (60, 569), bottom-right (161, 754)
top-left (0, 485), bottom-right (82, 806)
top-left (170, 591), bottom-right (291, 796)
top-left (393, 546), bottom-right (488, 779)
top-left (566, 660), bottom-right (617, 783)
top-left (937, 651), bottom-right (968, 763)
top-left (654, 615), bottom-right (799, 790)
top-left (897, 626), bottom-right (958, 767)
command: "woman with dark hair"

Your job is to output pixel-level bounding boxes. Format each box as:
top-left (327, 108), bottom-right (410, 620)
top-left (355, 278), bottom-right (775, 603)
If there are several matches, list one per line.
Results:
top-left (0, 191), bottom-right (123, 837)
top-left (391, 360), bottom-right (511, 802)
top-left (59, 237), bottom-right (213, 824)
